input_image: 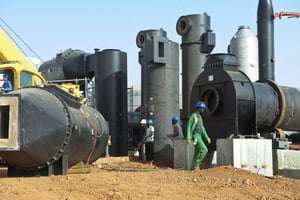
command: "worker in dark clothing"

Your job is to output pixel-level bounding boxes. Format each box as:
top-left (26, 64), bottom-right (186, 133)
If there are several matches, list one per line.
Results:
top-left (0, 74), bottom-right (13, 93)
top-left (167, 115), bottom-right (184, 140)
top-left (138, 119), bottom-right (147, 160)
top-left (186, 101), bottom-right (211, 171)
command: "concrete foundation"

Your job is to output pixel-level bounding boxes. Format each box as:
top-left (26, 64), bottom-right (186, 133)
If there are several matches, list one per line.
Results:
top-left (202, 151), bottom-right (217, 169)
top-left (273, 149), bottom-right (300, 179)
top-left (173, 138), bottom-right (300, 179)
top-left (217, 138), bottom-right (273, 177)
top-left (173, 140), bottom-right (194, 170)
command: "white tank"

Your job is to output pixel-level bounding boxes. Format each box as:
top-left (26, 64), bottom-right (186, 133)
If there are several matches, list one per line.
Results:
top-left (228, 25), bottom-right (259, 82)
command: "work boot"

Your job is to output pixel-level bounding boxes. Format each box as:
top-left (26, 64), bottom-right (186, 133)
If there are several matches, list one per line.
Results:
top-left (192, 166), bottom-right (200, 172)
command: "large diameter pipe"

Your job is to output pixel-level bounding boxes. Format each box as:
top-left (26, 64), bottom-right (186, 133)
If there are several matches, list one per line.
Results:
top-left (255, 81), bottom-right (300, 131)
top-left (39, 49), bottom-right (90, 80)
top-left (257, 0), bottom-right (275, 80)
top-left (0, 85), bottom-right (109, 170)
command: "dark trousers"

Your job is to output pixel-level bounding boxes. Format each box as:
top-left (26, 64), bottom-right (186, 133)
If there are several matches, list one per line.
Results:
top-left (145, 142), bottom-right (154, 161)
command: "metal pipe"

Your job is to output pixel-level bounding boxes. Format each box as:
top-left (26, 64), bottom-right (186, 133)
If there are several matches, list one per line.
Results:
top-left (257, 0), bottom-right (275, 81)
top-left (176, 14), bottom-right (215, 134)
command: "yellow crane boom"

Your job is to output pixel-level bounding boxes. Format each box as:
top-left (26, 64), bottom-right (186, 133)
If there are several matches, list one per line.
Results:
top-left (0, 27), bottom-right (46, 90)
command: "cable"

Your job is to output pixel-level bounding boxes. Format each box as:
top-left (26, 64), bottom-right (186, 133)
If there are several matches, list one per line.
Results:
top-left (0, 17), bottom-right (44, 65)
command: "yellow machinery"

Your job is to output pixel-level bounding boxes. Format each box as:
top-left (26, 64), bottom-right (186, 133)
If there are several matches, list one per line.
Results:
top-left (0, 27), bottom-right (86, 104)
top-left (0, 27), bottom-right (46, 89)
top-left (0, 26), bottom-right (109, 176)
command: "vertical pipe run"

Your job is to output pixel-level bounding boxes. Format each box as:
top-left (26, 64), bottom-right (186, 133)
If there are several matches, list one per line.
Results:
top-left (257, 0), bottom-right (275, 81)
top-left (95, 49), bottom-right (128, 156)
top-left (176, 14), bottom-right (215, 135)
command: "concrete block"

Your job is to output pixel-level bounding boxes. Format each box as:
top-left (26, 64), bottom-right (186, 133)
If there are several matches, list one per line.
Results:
top-left (217, 138), bottom-right (273, 177)
top-left (174, 140), bottom-right (194, 170)
top-left (273, 149), bottom-right (300, 179)
top-left (202, 151), bottom-right (217, 169)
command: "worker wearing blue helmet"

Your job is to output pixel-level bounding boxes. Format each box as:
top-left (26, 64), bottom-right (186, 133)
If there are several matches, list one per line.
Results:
top-left (167, 115), bottom-right (183, 140)
top-left (0, 74), bottom-right (13, 93)
top-left (144, 119), bottom-right (155, 161)
top-left (186, 101), bottom-right (211, 170)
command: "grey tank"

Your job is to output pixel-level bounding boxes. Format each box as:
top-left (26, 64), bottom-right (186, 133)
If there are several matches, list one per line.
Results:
top-left (228, 25), bottom-right (259, 82)
top-left (136, 29), bottom-right (179, 160)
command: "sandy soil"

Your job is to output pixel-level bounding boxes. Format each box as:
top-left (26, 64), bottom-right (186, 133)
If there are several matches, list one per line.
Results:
top-left (0, 157), bottom-right (299, 200)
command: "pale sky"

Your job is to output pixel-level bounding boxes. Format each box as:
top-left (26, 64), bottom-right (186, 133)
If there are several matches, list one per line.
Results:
top-left (1, 0), bottom-right (300, 87)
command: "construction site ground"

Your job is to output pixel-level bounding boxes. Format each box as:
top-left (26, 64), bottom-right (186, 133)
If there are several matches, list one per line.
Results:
top-left (0, 156), bottom-right (299, 200)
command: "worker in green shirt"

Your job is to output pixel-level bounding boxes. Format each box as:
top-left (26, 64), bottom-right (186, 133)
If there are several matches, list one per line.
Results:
top-left (186, 101), bottom-right (211, 170)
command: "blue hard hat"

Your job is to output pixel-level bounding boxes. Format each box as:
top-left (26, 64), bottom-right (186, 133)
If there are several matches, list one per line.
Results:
top-left (3, 74), bottom-right (9, 78)
top-left (196, 101), bottom-right (206, 109)
top-left (147, 119), bottom-right (153, 125)
top-left (172, 115), bottom-right (179, 123)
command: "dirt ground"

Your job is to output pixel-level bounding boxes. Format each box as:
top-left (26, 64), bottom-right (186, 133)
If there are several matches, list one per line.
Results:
top-left (0, 157), bottom-right (299, 200)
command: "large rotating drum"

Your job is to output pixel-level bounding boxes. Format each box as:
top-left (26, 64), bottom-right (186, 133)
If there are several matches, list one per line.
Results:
top-left (191, 54), bottom-right (300, 150)
top-left (0, 85), bottom-right (109, 176)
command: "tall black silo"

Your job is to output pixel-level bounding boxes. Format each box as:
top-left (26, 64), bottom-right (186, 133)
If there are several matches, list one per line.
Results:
top-left (257, 0), bottom-right (275, 81)
top-left (136, 29), bottom-right (179, 160)
top-left (95, 49), bottom-right (128, 156)
top-left (176, 14), bottom-right (215, 134)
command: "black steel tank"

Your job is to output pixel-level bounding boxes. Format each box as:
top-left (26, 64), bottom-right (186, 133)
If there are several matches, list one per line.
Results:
top-left (191, 54), bottom-right (300, 150)
top-left (0, 85), bottom-right (109, 176)
top-left (39, 49), bottom-right (91, 80)
top-left (94, 49), bottom-right (128, 156)
top-left (136, 29), bottom-right (179, 160)
top-left (128, 112), bottom-right (141, 147)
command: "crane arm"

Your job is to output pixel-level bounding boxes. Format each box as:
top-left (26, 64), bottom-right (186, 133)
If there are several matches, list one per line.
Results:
top-left (0, 27), bottom-right (36, 70)
top-left (274, 12), bottom-right (300, 20)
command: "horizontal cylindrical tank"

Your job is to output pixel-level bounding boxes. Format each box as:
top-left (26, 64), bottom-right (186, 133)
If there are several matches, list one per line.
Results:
top-left (39, 49), bottom-right (90, 81)
top-left (0, 85), bottom-right (109, 170)
top-left (228, 25), bottom-right (259, 82)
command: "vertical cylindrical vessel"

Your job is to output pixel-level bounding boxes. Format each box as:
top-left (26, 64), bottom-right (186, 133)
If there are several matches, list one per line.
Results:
top-left (176, 13), bottom-right (215, 132)
top-left (137, 29), bottom-right (168, 116)
top-left (137, 29), bottom-right (179, 160)
top-left (257, 0), bottom-right (275, 80)
top-left (228, 25), bottom-right (259, 82)
top-left (95, 49), bottom-right (128, 156)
